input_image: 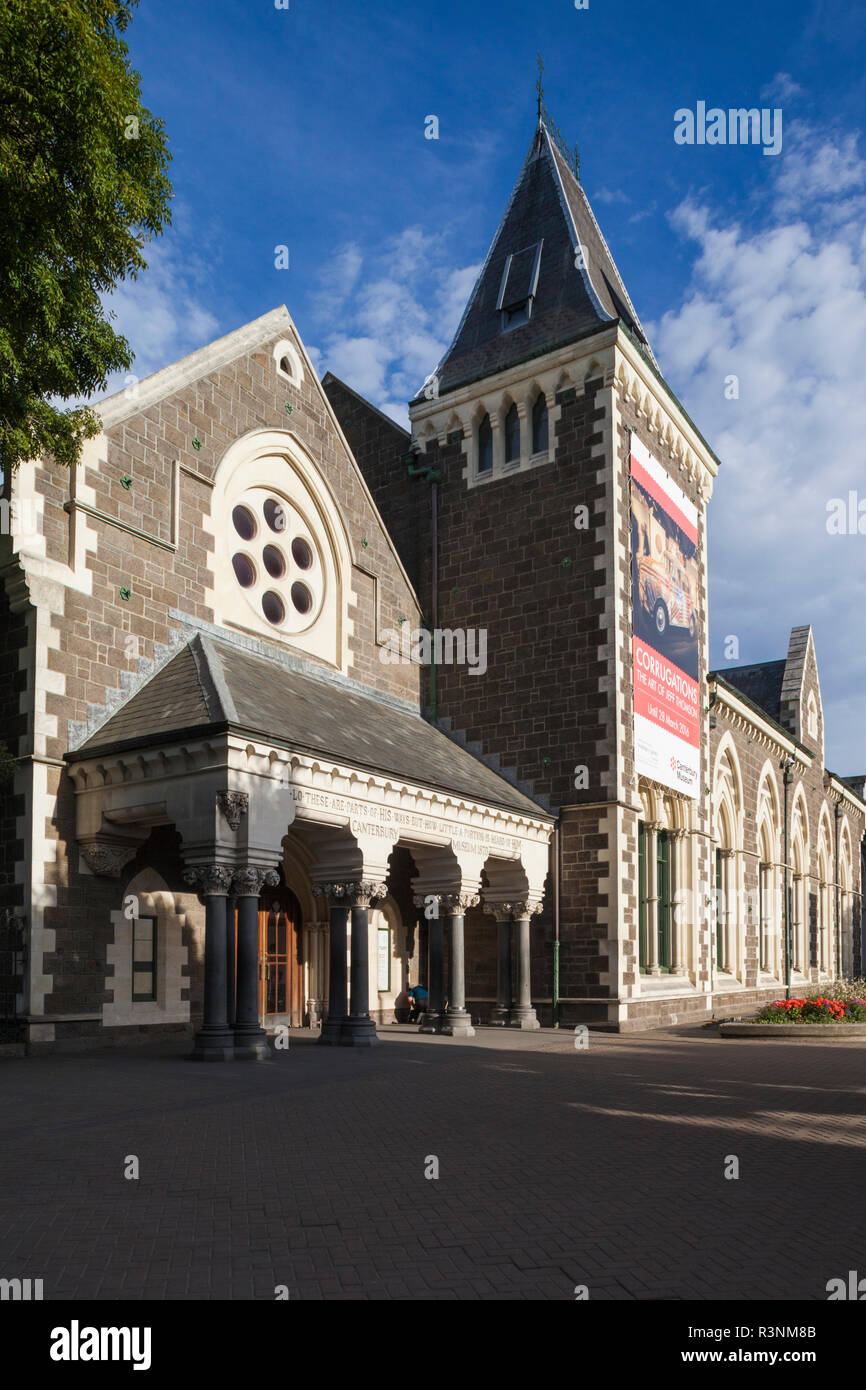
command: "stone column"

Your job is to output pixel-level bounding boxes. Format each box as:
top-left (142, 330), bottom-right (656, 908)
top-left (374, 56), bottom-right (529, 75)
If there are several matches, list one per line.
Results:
top-left (416, 894), bottom-right (445, 1033)
top-left (670, 829), bottom-right (689, 976)
top-left (645, 822), bottom-right (661, 975)
top-left (344, 881), bottom-right (387, 1048)
top-left (232, 867), bottom-right (279, 1060)
top-left (225, 898), bottom-right (237, 1027)
top-left (791, 873), bottom-right (803, 972)
top-left (304, 924), bottom-right (327, 1027)
top-left (490, 916), bottom-right (513, 1025)
top-left (184, 865), bottom-right (235, 1061)
top-left (507, 901), bottom-right (541, 1030)
top-left (718, 848), bottom-right (736, 973)
top-left (314, 885), bottom-right (351, 1046)
top-left (441, 893), bottom-right (479, 1037)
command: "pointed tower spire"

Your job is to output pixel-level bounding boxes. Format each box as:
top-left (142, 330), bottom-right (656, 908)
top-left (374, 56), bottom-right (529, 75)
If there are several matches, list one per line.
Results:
top-left (415, 122), bottom-right (654, 401)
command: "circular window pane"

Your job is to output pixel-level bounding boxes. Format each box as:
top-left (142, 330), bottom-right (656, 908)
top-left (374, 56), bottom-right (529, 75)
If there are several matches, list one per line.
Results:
top-left (262, 591), bottom-right (285, 625)
top-left (263, 498), bottom-right (288, 534)
top-left (291, 536), bottom-right (313, 570)
top-left (291, 582), bottom-right (312, 615)
top-left (232, 553), bottom-right (256, 588)
top-left (262, 544), bottom-right (285, 579)
top-left (232, 505), bottom-right (257, 541)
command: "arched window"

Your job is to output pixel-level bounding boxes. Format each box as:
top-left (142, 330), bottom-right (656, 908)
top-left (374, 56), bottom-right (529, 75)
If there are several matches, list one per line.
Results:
top-left (477, 415), bottom-right (493, 474)
top-left (531, 393), bottom-right (549, 454)
top-left (504, 403), bottom-right (520, 464)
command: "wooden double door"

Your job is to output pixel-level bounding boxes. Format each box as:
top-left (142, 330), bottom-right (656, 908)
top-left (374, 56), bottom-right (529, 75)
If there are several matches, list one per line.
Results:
top-left (256, 884), bottom-right (304, 1027)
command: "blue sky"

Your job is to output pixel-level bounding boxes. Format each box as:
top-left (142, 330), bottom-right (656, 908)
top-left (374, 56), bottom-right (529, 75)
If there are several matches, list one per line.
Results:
top-left (108, 0), bottom-right (866, 770)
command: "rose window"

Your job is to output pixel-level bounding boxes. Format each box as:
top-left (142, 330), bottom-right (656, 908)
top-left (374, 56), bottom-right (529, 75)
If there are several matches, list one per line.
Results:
top-left (229, 488), bottom-right (324, 632)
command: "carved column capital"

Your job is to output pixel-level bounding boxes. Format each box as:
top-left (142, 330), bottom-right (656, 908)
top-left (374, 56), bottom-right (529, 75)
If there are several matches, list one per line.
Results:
top-left (669, 828), bottom-right (688, 842)
top-left (719, 847), bottom-right (737, 860)
top-left (439, 892), bottom-right (481, 916)
top-left (231, 867), bottom-right (280, 898)
top-left (183, 865), bottom-right (234, 896)
top-left (80, 839), bottom-right (140, 879)
top-left (216, 791), bottom-right (249, 831)
top-left (502, 900), bottom-right (544, 920)
top-left (644, 820), bottom-right (664, 834)
top-left (314, 881), bottom-right (388, 908)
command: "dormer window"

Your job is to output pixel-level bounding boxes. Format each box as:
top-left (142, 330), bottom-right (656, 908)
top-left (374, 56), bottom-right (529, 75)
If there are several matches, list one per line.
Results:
top-left (478, 415), bottom-right (493, 474)
top-left (531, 393), bottom-right (549, 454)
top-left (496, 241), bottom-right (543, 332)
top-left (504, 404), bottom-right (520, 464)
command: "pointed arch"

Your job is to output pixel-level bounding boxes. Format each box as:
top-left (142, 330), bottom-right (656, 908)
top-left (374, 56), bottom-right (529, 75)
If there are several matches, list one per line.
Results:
top-left (503, 399), bottom-right (521, 464)
top-left (531, 389), bottom-right (549, 456)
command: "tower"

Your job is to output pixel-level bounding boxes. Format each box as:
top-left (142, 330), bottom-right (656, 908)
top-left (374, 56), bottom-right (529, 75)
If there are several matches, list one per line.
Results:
top-left (396, 117), bottom-right (720, 1028)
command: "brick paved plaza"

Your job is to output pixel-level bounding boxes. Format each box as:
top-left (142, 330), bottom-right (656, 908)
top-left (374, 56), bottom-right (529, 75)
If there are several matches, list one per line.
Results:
top-left (1, 1026), bottom-right (864, 1301)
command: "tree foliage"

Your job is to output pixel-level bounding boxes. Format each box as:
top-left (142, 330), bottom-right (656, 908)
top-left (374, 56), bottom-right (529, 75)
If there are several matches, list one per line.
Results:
top-left (0, 0), bottom-right (172, 473)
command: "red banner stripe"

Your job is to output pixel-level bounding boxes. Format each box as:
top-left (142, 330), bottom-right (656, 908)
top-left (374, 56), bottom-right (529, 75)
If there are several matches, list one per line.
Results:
top-left (630, 454), bottom-right (699, 547)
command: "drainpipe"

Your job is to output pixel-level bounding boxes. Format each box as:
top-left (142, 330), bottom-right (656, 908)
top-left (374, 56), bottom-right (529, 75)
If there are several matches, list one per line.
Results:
top-left (834, 799), bottom-right (842, 981)
top-left (782, 757), bottom-right (795, 997)
top-left (552, 825), bottom-right (560, 1027)
top-left (406, 453), bottom-right (442, 722)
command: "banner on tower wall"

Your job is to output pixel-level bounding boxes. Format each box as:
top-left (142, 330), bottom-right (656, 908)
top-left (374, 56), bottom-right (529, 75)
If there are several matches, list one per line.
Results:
top-left (629, 433), bottom-right (700, 798)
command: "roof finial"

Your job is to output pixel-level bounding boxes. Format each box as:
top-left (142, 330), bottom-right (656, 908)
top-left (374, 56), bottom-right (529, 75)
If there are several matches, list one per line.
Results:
top-left (536, 51), bottom-right (544, 125)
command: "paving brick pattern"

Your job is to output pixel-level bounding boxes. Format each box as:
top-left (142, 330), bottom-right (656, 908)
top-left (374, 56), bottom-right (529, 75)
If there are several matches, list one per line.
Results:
top-left (0, 1026), bottom-right (863, 1300)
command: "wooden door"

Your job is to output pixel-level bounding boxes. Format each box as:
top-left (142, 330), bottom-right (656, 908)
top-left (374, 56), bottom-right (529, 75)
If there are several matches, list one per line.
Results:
top-left (258, 885), bottom-right (303, 1027)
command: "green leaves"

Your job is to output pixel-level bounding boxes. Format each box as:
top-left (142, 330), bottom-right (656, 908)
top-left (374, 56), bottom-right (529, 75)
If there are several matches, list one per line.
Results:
top-left (0, 0), bottom-right (173, 472)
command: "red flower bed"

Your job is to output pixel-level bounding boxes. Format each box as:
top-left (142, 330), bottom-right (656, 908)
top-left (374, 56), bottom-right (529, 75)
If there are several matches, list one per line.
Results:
top-left (756, 996), bottom-right (866, 1024)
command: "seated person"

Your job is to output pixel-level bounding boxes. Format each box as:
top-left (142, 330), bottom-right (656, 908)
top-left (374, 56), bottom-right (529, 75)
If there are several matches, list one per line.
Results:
top-left (407, 983), bottom-right (429, 1022)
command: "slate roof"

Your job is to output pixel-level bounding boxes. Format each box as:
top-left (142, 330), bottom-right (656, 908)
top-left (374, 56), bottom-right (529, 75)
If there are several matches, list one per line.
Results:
top-left (713, 660), bottom-right (787, 724)
top-left (417, 122), bottom-right (654, 401)
top-left (70, 635), bottom-right (551, 820)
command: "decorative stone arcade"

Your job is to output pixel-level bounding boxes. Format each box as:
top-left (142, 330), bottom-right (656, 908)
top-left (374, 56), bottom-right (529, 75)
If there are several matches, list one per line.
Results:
top-left (66, 720), bottom-right (553, 1059)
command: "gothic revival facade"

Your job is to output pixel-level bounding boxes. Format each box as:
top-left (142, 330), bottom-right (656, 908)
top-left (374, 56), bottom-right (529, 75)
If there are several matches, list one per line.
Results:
top-left (0, 119), bottom-right (862, 1054)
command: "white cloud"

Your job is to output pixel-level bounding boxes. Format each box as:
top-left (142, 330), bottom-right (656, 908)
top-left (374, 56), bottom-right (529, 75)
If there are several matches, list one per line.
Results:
top-left (774, 121), bottom-right (866, 211)
top-left (96, 237), bottom-right (220, 397)
top-left (312, 226), bottom-right (480, 428)
top-left (60, 232), bottom-right (222, 410)
top-left (651, 121), bottom-right (866, 769)
top-left (592, 186), bottom-right (630, 204)
top-left (761, 72), bottom-right (803, 104)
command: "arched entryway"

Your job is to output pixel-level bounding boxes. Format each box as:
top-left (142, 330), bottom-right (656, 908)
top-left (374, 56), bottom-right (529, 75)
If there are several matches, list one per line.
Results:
top-left (257, 881), bottom-right (304, 1028)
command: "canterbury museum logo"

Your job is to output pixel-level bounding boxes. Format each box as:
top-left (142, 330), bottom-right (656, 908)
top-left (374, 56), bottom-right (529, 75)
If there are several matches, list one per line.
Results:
top-left (379, 625), bottom-right (488, 676)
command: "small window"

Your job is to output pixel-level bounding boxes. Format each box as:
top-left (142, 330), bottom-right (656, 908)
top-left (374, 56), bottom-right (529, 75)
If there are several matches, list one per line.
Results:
top-left (531, 393), bottom-right (549, 454)
top-left (132, 917), bottom-right (157, 1002)
top-left (504, 404), bottom-right (520, 464)
top-left (496, 241), bottom-right (543, 332)
top-left (478, 415), bottom-right (493, 474)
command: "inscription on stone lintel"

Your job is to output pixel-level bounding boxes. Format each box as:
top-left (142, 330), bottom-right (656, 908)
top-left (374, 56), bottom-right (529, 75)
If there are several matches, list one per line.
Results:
top-left (287, 785), bottom-right (519, 853)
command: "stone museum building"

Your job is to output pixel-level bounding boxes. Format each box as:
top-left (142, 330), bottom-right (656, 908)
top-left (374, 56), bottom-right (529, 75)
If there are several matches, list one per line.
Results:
top-left (1, 117), bottom-right (863, 1055)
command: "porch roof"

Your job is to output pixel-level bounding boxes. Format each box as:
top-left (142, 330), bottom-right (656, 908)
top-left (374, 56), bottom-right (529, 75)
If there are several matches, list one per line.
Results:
top-left (68, 634), bottom-right (552, 822)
